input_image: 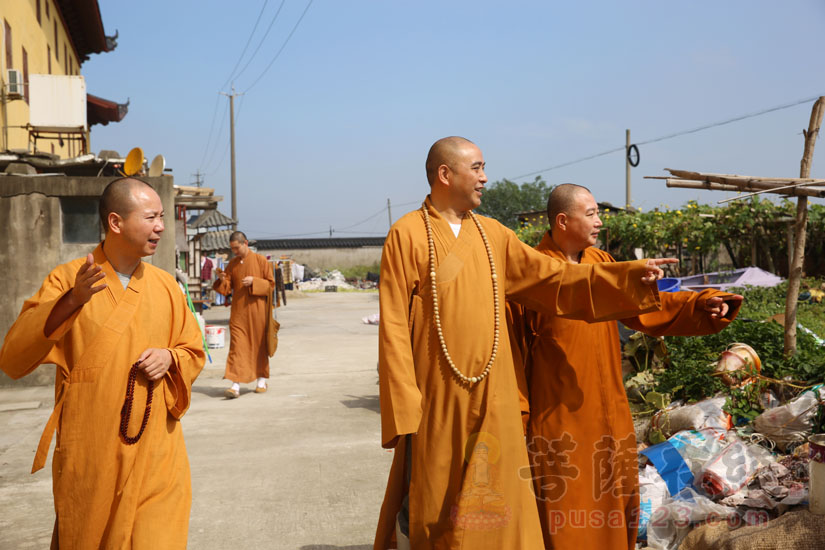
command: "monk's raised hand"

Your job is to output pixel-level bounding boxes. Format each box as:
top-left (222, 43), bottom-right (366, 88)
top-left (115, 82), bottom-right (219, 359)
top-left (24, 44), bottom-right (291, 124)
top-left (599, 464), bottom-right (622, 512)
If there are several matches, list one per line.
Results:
top-left (241, 276), bottom-right (254, 287)
top-left (641, 258), bottom-right (679, 285)
top-left (136, 348), bottom-right (174, 381)
top-left (71, 253), bottom-right (107, 306)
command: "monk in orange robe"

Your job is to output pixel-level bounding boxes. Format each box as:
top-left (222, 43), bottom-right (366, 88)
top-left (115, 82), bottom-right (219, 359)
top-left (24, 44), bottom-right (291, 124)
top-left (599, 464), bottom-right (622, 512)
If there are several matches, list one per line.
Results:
top-left (213, 231), bottom-right (275, 398)
top-left (0, 178), bottom-right (205, 549)
top-left (512, 184), bottom-right (743, 549)
top-left (374, 137), bottom-right (678, 550)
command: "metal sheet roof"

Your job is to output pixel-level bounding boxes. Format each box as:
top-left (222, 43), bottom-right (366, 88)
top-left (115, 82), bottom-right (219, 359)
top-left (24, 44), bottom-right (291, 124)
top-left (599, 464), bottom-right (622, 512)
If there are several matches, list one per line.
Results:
top-left (189, 209), bottom-right (236, 229)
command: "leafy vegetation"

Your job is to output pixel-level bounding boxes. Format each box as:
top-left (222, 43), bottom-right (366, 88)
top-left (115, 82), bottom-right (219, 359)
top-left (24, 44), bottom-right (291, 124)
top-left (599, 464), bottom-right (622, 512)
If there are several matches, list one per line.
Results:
top-left (624, 281), bottom-right (825, 422)
top-left (475, 177), bottom-right (552, 229)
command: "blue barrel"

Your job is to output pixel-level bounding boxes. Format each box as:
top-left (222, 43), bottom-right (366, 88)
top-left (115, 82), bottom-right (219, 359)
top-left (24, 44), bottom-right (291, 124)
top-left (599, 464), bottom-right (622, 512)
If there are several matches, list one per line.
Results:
top-left (657, 277), bottom-right (681, 292)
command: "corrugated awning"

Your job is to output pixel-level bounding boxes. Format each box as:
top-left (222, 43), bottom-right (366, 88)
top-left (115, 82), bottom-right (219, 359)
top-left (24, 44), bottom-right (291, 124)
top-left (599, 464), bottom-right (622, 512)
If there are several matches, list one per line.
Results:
top-left (87, 93), bottom-right (128, 126)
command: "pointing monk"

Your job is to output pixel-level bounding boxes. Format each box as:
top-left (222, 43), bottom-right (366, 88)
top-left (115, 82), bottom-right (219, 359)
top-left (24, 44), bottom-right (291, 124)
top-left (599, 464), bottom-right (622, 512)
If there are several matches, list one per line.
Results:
top-left (512, 183), bottom-right (742, 549)
top-left (374, 137), bottom-right (677, 550)
top-left (213, 231), bottom-right (276, 398)
top-left (0, 177), bottom-right (206, 548)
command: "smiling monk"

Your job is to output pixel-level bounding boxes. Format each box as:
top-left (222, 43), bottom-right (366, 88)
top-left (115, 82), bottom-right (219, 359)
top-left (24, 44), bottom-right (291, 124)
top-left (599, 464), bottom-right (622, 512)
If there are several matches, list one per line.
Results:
top-left (374, 137), bottom-right (678, 550)
top-left (512, 184), bottom-right (742, 549)
top-left (0, 177), bottom-right (205, 549)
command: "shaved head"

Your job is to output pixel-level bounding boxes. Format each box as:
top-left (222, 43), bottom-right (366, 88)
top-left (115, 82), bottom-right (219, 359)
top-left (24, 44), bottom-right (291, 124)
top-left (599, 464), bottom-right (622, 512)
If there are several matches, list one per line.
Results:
top-left (547, 183), bottom-right (592, 228)
top-left (425, 136), bottom-right (475, 186)
top-left (229, 231), bottom-right (248, 243)
top-left (99, 177), bottom-right (156, 233)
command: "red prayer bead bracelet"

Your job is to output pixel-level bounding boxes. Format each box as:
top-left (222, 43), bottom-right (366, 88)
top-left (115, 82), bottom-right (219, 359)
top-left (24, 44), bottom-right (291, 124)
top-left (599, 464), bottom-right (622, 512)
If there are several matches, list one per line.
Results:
top-left (119, 362), bottom-right (153, 445)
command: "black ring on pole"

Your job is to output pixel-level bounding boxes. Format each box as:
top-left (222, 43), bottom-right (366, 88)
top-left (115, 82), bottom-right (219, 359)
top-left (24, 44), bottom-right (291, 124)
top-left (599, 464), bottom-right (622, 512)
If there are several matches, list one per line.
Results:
top-left (627, 144), bottom-right (640, 167)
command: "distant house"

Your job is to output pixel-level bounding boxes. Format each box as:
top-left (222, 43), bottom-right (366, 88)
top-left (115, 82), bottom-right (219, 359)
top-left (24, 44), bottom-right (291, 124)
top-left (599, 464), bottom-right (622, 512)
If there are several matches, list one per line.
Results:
top-left (1, 0), bottom-right (125, 156)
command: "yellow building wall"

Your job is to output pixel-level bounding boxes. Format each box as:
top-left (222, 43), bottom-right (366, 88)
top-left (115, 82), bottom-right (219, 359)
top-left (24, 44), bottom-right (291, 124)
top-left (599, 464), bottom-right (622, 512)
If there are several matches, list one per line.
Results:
top-left (1, 0), bottom-right (83, 158)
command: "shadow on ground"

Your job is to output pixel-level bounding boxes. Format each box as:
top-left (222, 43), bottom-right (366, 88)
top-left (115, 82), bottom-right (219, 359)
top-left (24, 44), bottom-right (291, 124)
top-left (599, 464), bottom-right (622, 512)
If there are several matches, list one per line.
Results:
top-left (340, 394), bottom-right (380, 414)
top-left (191, 384), bottom-right (242, 399)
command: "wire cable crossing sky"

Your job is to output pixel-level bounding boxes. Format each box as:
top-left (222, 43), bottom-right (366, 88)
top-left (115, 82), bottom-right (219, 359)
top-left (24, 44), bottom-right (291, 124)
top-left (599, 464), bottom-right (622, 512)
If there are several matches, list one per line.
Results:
top-left (82, 1), bottom-right (825, 237)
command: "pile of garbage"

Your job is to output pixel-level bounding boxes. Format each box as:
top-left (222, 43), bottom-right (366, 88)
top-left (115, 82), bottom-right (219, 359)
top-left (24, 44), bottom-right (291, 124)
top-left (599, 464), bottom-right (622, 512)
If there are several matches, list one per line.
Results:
top-left (630, 343), bottom-right (825, 549)
top-left (297, 269), bottom-right (355, 291)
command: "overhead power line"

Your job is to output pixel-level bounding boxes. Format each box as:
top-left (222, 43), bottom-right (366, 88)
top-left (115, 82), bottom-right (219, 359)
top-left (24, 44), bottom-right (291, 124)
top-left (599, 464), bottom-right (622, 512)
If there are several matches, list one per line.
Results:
top-left (511, 94), bottom-right (825, 181)
top-left (231, 0), bottom-right (288, 86)
top-left (197, 94), bottom-right (222, 171)
top-left (218, 0), bottom-right (272, 92)
top-left (243, 0), bottom-right (315, 93)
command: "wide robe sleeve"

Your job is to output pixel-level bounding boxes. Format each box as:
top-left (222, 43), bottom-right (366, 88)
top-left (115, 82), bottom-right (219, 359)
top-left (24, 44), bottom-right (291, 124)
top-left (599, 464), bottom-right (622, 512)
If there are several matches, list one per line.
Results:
top-left (377, 226), bottom-right (423, 449)
top-left (621, 288), bottom-right (742, 337)
top-left (0, 267), bottom-right (82, 379)
top-left (163, 283), bottom-right (207, 418)
top-left (506, 300), bottom-right (532, 433)
top-left (213, 262), bottom-right (233, 296)
top-left (249, 256), bottom-right (276, 297)
top-left (501, 226), bottom-right (662, 321)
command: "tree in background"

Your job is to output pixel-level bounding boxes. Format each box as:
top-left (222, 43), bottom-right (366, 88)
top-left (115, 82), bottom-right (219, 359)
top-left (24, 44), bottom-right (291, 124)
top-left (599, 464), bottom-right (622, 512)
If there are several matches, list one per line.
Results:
top-left (475, 176), bottom-right (553, 229)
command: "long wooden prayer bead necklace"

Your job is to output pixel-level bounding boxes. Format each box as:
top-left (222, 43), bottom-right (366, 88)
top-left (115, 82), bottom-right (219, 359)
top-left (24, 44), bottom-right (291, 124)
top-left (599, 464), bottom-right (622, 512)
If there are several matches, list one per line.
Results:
top-left (119, 362), bottom-right (153, 445)
top-left (421, 206), bottom-right (500, 385)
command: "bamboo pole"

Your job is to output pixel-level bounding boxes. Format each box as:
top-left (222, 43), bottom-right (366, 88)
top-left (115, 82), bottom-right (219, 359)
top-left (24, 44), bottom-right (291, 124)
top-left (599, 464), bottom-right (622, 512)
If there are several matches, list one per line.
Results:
top-left (784, 96), bottom-right (824, 356)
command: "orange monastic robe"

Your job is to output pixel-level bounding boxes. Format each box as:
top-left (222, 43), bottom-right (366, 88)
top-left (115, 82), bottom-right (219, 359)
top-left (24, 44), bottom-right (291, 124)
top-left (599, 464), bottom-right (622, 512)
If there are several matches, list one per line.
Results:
top-left (374, 198), bottom-right (664, 550)
top-left (213, 251), bottom-right (275, 383)
top-left (517, 233), bottom-right (741, 550)
top-left (0, 244), bottom-right (205, 549)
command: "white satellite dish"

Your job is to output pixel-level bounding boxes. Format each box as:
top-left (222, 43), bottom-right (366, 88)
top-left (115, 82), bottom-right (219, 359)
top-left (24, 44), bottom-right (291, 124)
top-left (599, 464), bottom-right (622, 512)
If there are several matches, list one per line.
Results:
top-left (148, 154), bottom-right (166, 177)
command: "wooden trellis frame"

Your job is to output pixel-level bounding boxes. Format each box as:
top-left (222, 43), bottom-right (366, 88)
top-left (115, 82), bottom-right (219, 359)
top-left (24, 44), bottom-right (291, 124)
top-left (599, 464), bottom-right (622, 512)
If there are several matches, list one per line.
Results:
top-left (645, 96), bottom-right (824, 356)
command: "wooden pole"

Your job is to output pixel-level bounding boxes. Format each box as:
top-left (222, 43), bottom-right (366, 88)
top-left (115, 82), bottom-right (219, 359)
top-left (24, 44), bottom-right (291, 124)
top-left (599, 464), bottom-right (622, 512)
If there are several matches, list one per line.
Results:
top-left (784, 96), bottom-right (824, 356)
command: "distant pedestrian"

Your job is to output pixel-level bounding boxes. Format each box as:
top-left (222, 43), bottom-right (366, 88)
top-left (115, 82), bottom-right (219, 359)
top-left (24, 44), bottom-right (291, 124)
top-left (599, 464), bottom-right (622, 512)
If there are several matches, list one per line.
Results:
top-left (214, 231), bottom-right (277, 398)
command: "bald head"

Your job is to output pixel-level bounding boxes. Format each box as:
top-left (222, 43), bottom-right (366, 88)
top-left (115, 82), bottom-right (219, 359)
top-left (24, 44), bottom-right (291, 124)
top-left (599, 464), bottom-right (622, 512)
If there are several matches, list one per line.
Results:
top-left (229, 231), bottom-right (248, 243)
top-left (99, 177), bottom-right (156, 233)
top-left (425, 136), bottom-right (475, 186)
top-left (547, 183), bottom-right (592, 229)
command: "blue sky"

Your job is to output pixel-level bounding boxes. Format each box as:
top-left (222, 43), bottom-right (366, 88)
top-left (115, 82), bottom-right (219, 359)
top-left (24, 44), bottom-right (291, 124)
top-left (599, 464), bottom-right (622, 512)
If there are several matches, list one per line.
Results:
top-left (83, 1), bottom-right (825, 238)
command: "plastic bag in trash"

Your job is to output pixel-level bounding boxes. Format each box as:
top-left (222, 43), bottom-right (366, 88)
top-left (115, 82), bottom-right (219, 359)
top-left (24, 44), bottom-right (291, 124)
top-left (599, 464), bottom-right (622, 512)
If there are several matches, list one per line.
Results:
top-left (646, 486), bottom-right (736, 550)
top-left (638, 465), bottom-right (669, 541)
top-left (752, 385), bottom-right (824, 452)
top-left (651, 397), bottom-right (732, 439)
top-left (640, 429), bottom-right (729, 497)
top-left (699, 440), bottom-right (775, 498)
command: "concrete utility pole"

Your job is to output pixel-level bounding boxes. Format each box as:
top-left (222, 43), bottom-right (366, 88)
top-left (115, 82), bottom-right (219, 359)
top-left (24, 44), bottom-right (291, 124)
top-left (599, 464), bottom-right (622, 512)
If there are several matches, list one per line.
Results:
top-left (219, 86), bottom-right (243, 230)
top-left (625, 129), bottom-right (631, 208)
top-left (387, 198), bottom-right (393, 228)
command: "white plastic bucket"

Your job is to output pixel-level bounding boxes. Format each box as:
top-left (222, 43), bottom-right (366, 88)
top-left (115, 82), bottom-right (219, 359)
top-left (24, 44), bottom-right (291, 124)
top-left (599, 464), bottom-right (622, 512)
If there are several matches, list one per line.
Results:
top-left (205, 325), bottom-right (225, 348)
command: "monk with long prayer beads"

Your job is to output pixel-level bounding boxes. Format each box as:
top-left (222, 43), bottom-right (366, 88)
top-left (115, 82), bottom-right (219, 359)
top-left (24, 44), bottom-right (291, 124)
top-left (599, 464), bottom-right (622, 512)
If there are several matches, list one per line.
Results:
top-left (374, 137), bottom-right (677, 550)
top-left (0, 177), bottom-right (205, 549)
top-left (510, 184), bottom-right (742, 550)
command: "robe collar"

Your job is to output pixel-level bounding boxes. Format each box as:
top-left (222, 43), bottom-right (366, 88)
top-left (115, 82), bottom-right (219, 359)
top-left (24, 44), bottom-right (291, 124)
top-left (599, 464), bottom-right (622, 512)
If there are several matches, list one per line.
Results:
top-left (422, 195), bottom-right (471, 242)
top-left (93, 242), bottom-right (147, 302)
top-left (536, 231), bottom-right (599, 264)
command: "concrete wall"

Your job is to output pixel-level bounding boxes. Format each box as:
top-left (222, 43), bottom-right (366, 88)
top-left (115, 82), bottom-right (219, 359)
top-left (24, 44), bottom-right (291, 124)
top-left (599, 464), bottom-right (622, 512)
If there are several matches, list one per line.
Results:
top-left (256, 246), bottom-right (383, 272)
top-left (0, 175), bottom-right (175, 386)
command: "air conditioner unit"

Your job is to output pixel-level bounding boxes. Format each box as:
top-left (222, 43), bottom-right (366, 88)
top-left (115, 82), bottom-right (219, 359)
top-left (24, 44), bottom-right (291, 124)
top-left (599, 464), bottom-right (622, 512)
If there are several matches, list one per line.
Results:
top-left (6, 69), bottom-right (23, 98)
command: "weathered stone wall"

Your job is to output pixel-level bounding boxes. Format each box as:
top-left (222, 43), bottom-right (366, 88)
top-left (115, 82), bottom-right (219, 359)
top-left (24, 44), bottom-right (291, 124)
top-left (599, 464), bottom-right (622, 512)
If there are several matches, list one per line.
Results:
top-left (255, 246), bottom-right (383, 272)
top-left (0, 175), bottom-right (175, 386)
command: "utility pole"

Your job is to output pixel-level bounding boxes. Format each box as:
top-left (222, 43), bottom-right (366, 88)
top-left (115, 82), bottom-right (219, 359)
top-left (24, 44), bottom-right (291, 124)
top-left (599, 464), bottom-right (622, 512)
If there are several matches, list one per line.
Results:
top-left (387, 198), bottom-right (393, 228)
top-left (191, 170), bottom-right (204, 187)
top-left (329, 225), bottom-right (333, 238)
top-left (219, 86), bottom-right (243, 230)
top-left (625, 129), bottom-right (631, 209)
